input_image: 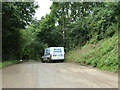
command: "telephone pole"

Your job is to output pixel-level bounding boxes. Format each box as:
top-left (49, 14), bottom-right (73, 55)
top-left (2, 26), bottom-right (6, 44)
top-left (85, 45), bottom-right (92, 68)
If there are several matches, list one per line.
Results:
top-left (62, 3), bottom-right (65, 47)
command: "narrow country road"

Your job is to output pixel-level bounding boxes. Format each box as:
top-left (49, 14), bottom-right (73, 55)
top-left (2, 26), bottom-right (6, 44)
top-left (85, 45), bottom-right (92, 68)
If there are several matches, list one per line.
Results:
top-left (2, 62), bottom-right (118, 88)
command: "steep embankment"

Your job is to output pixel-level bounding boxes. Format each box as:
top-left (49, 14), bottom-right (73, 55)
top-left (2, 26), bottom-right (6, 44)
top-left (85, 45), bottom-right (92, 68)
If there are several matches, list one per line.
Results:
top-left (66, 34), bottom-right (118, 72)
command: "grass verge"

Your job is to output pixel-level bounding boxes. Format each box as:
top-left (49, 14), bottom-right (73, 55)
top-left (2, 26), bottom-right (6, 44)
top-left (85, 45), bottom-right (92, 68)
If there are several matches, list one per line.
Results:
top-left (0, 60), bottom-right (21, 68)
top-left (0, 60), bottom-right (33, 68)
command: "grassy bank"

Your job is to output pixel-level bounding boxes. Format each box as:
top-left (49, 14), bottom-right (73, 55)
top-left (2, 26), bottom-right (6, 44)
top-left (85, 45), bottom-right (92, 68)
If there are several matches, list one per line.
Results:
top-left (66, 34), bottom-right (118, 72)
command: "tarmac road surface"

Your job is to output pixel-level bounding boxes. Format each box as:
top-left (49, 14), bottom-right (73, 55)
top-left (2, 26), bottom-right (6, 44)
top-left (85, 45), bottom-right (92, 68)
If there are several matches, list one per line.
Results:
top-left (2, 62), bottom-right (118, 88)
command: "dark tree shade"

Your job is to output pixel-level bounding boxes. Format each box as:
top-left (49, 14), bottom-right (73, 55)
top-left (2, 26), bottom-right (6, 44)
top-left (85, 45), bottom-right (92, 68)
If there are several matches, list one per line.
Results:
top-left (2, 2), bottom-right (38, 61)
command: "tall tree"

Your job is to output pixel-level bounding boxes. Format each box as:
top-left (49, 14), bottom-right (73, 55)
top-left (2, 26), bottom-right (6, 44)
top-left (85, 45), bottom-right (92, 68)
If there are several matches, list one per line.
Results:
top-left (2, 2), bottom-right (38, 61)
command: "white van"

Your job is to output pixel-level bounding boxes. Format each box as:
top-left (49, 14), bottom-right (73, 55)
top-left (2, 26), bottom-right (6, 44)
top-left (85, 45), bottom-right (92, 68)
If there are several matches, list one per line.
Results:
top-left (42, 47), bottom-right (65, 63)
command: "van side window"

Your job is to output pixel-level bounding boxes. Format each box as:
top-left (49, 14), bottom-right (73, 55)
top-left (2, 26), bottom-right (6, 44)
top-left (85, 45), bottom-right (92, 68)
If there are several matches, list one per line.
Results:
top-left (44, 49), bottom-right (50, 55)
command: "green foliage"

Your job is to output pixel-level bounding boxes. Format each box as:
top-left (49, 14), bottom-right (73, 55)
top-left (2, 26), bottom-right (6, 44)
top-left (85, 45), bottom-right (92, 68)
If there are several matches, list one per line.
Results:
top-left (39, 2), bottom-right (119, 51)
top-left (2, 2), bottom-right (38, 61)
top-left (66, 34), bottom-right (118, 72)
top-left (2, 1), bottom-right (119, 71)
top-left (20, 20), bottom-right (48, 60)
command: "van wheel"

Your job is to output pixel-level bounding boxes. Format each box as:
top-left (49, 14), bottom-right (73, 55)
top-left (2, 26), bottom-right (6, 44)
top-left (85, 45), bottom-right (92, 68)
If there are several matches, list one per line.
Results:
top-left (47, 59), bottom-right (51, 63)
top-left (60, 60), bottom-right (64, 63)
top-left (41, 59), bottom-right (45, 63)
top-left (42, 61), bottom-right (45, 63)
